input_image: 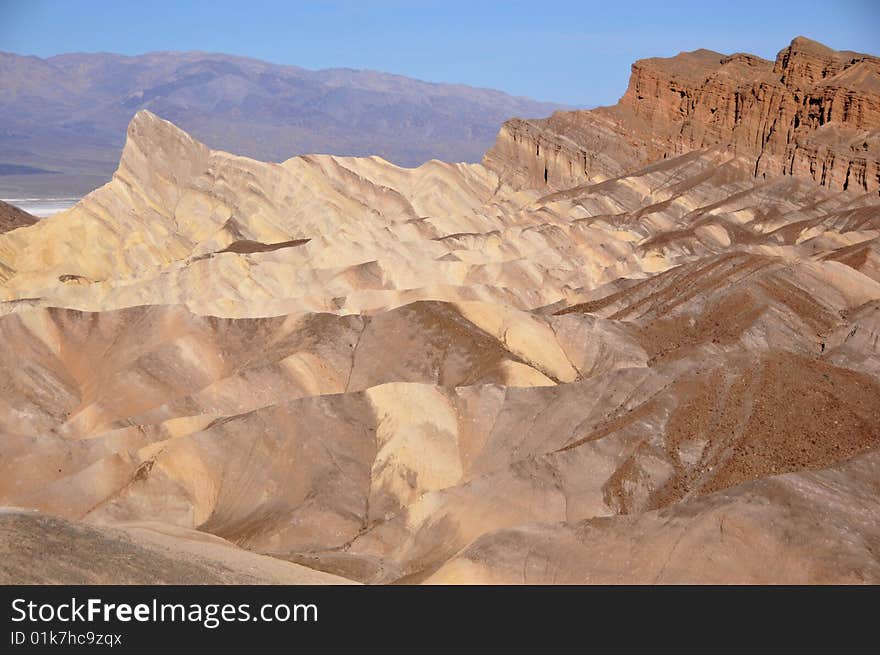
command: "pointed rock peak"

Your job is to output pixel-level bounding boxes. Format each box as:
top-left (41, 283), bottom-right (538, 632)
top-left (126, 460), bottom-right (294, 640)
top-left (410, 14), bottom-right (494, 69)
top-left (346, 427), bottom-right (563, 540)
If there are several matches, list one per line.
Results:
top-left (119, 110), bottom-right (211, 183)
top-left (125, 110), bottom-right (205, 154)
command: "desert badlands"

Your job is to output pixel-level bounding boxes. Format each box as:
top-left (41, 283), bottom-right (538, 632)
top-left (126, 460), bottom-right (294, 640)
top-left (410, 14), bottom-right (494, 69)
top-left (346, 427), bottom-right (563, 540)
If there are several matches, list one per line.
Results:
top-left (1, 37), bottom-right (879, 584)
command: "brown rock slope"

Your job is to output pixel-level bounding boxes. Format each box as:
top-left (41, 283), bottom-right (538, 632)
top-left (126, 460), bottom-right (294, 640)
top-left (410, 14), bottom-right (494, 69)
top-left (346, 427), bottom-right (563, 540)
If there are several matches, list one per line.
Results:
top-left (0, 200), bottom-right (37, 234)
top-left (1, 40), bottom-right (879, 584)
top-left (427, 451), bottom-right (880, 584)
top-left (485, 37), bottom-right (880, 193)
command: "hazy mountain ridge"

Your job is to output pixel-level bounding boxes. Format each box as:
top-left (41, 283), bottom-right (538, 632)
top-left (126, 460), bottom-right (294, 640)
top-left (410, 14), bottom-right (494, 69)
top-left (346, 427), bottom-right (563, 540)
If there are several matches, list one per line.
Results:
top-left (0, 50), bottom-right (565, 197)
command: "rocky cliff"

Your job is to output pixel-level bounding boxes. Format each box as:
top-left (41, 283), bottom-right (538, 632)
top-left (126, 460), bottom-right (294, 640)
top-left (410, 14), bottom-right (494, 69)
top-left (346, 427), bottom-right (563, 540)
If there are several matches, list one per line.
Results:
top-left (485, 37), bottom-right (880, 194)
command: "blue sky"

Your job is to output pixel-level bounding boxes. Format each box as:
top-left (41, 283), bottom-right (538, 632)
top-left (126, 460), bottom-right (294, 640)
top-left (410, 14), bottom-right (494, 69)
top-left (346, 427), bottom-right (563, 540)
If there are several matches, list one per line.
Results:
top-left (1, 0), bottom-right (878, 106)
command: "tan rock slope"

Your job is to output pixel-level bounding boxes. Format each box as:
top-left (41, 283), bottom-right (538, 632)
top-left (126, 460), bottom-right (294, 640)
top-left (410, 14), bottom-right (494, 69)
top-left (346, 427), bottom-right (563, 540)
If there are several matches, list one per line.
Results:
top-left (428, 451), bottom-right (880, 584)
top-left (1, 37), bottom-right (879, 584)
top-left (0, 509), bottom-right (355, 584)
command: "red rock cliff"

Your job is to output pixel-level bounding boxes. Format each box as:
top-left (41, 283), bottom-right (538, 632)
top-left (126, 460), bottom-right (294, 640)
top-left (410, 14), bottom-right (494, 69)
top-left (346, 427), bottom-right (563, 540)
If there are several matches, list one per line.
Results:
top-left (484, 37), bottom-right (880, 194)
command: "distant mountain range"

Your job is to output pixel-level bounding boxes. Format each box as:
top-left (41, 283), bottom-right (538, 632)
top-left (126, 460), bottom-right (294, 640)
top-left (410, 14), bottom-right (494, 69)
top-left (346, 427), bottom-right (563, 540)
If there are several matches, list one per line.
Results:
top-left (0, 51), bottom-right (566, 197)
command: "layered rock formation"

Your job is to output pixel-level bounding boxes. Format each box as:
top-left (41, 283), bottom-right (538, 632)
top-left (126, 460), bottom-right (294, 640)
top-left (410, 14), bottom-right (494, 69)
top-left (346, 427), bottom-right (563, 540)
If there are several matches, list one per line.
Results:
top-left (485, 37), bottom-right (880, 194)
top-left (1, 38), bottom-right (879, 584)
